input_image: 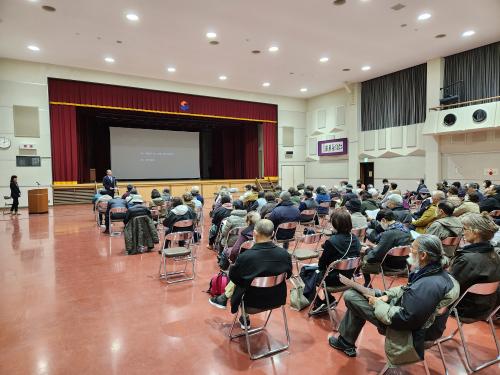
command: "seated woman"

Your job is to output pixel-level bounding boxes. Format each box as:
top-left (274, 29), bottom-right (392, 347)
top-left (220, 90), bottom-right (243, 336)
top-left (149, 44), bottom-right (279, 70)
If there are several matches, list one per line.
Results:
top-left (162, 197), bottom-right (196, 235)
top-left (315, 186), bottom-right (331, 216)
top-left (311, 209), bottom-right (361, 315)
top-left (151, 189), bottom-right (164, 206)
top-left (219, 200), bottom-right (247, 251)
top-left (223, 211), bottom-right (260, 264)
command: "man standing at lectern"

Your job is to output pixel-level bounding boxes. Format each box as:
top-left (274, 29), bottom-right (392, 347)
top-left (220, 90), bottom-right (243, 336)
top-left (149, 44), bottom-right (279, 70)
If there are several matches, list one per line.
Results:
top-left (103, 170), bottom-right (117, 197)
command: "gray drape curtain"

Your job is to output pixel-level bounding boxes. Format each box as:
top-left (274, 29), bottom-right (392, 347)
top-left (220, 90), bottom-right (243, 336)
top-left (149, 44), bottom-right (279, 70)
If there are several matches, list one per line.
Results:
top-left (444, 42), bottom-right (500, 102)
top-left (361, 63), bottom-right (426, 131)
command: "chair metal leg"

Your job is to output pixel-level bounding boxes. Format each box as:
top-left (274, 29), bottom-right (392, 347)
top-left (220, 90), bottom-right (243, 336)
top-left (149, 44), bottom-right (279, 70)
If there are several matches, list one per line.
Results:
top-left (436, 341), bottom-right (450, 375)
top-left (323, 282), bottom-right (338, 331)
top-left (380, 267), bottom-right (388, 290)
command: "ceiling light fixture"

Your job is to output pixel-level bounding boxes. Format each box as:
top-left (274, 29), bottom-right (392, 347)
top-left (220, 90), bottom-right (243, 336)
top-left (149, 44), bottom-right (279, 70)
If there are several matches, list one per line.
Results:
top-left (319, 57), bottom-right (329, 63)
top-left (126, 13), bottom-right (139, 21)
top-left (361, 65), bottom-right (371, 71)
top-left (206, 32), bottom-right (217, 39)
top-left (462, 30), bottom-right (475, 37)
top-left (417, 13), bottom-right (431, 21)
top-left (219, 75), bottom-right (227, 81)
top-left (262, 82), bottom-right (270, 87)
top-left (300, 88), bottom-right (308, 92)
top-left (104, 57), bottom-right (115, 63)
top-left (27, 45), bottom-right (40, 51)
top-left (268, 46), bottom-right (279, 52)
top-left (167, 67), bottom-right (176, 73)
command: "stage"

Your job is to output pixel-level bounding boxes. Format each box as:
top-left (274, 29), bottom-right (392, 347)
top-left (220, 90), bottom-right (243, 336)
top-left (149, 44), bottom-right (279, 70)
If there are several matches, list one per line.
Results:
top-left (51, 178), bottom-right (278, 205)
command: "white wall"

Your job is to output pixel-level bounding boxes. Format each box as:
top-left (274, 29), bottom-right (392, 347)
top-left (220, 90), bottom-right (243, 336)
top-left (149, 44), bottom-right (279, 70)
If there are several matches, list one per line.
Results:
top-left (0, 58), bottom-right (306, 205)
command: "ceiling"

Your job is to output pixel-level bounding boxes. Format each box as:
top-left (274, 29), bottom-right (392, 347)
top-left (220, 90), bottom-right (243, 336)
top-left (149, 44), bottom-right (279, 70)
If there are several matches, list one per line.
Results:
top-left (1, 0), bottom-right (499, 98)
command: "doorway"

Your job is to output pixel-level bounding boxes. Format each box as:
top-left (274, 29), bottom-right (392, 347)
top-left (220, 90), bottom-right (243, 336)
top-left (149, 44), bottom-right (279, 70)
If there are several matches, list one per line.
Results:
top-left (360, 162), bottom-right (374, 187)
top-left (280, 165), bottom-right (305, 189)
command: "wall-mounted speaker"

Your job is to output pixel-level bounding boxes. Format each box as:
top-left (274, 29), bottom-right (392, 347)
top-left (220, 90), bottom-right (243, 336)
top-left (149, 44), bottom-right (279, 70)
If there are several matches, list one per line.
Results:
top-left (472, 109), bottom-right (487, 123)
top-left (443, 113), bottom-right (457, 126)
top-left (285, 151), bottom-right (294, 159)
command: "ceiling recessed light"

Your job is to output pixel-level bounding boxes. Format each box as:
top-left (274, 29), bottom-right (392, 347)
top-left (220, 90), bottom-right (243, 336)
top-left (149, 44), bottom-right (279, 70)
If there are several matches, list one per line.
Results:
top-left (319, 57), bottom-right (329, 63)
top-left (126, 13), bottom-right (139, 21)
top-left (300, 88), bottom-right (308, 92)
top-left (262, 82), bottom-right (270, 87)
top-left (219, 75), bottom-right (227, 81)
top-left (417, 13), bottom-right (431, 21)
top-left (462, 30), bottom-right (475, 37)
top-left (268, 46), bottom-right (279, 52)
top-left (104, 57), bottom-right (115, 63)
top-left (361, 65), bottom-right (371, 71)
top-left (27, 45), bottom-right (40, 51)
top-left (167, 67), bottom-right (176, 73)
top-left (206, 32), bottom-right (217, 39)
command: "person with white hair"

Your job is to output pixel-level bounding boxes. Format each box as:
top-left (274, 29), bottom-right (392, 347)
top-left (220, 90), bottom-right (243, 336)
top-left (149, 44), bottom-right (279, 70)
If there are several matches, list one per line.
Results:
top-left (360, 189), bottom-right (380, 214)
top-left (191, 186), bottom-right (204, 206)
top-left (411, 190), bottom-right (445, 233)
top-left (384, 194), bottom-right (413, 224)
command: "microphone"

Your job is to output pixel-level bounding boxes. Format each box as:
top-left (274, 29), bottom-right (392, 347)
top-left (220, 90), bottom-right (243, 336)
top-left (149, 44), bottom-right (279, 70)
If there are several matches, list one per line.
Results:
top-left (36, 181), bottom-right (40, 186)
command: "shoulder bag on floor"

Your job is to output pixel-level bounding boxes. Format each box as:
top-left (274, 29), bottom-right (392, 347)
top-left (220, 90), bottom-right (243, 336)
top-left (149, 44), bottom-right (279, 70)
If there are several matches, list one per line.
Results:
top-left (289, 275), bottom-right (311, 311)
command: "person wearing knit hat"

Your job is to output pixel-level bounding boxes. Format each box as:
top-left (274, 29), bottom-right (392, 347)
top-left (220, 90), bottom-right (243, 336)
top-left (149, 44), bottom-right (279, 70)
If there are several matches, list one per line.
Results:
top-left (346, 199), bottom-right (367, 229)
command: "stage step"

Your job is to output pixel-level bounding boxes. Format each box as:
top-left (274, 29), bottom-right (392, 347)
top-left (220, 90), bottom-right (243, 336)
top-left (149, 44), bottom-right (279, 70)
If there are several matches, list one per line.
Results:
top-left (255, 178), bottom-right (276, 192)
top-left (53, 188), bottom-right (95, 205)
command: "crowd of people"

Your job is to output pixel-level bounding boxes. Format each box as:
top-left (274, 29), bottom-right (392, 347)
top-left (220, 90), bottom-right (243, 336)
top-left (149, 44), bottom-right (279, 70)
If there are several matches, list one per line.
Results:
top-left (92, 171), bottom-right (500, 368)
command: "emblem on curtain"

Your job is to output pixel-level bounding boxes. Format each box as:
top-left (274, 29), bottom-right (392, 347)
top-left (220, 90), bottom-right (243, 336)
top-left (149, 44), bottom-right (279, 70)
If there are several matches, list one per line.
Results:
top-left (180, 100), bottom-right (189, 111)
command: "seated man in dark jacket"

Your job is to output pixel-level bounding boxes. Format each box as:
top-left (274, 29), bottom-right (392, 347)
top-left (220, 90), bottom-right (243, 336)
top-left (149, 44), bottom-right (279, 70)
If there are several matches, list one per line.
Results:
top-left (384, 194), bottom-right (413, 224)
top-left (208, 195), bottom-right (233, 249)
top-left (450, 212), bottom-right (500, 320)
top-left (361, 209), bottom-right (411, 286)
top-left (268, 192), bottom-right (301, 249)
top-left (123, 201), bottom-right (151, 225)
top-left (298, 190), bottom-right (318, 224)
top-left (479, 184), bottom-right (500, 213)
top-left (209, 219), bottom-right (292, 328)
top-left (104, 198), bottom-right (128, 233)
top-left (259, 192), bottom-right (278, 218)
top-left (329, 234), bottom-right (460, 365)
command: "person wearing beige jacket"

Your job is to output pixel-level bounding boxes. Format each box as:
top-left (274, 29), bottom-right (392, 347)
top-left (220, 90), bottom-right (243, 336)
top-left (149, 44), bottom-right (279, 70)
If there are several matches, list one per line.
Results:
top-left (453, 191), bottom-right (480, 217)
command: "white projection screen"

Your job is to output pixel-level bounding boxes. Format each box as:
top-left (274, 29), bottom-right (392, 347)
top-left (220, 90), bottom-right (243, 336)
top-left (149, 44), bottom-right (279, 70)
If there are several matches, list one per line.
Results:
top-left (109, 127), bottom-right (200, 179)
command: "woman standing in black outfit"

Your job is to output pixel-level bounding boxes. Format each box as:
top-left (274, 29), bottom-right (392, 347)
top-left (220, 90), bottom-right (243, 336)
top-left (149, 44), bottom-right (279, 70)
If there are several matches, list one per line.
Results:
top-left (10, 175), bottom-right (21, 215)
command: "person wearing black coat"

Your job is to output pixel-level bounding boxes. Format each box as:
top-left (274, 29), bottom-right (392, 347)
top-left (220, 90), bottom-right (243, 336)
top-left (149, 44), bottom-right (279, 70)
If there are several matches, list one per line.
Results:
top-left (102, 169), bottom-right (117, 197)
top-left (311, 210), bottom-right (361, 314)
top-left (450, 212), bottom-right (500, 320)
top-left (104, 198), bottom-right (128, 233)
top-left (268, 192), bottom-right (300, 248)
top-left (208, 195), bottom-right (233, 248)
top-left (479, 185), bottom-right (500, 213)
top-left (9, 175), bottom-right (21, 215)
top-left (124, 204), bottom-right (151, 225)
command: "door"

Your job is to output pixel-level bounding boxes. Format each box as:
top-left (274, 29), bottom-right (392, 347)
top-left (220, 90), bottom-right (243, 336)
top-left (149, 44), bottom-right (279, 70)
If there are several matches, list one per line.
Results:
top-left (360, 162), bottom-right (374, 186)
top-left (280, 165), bottom-right (305, 189)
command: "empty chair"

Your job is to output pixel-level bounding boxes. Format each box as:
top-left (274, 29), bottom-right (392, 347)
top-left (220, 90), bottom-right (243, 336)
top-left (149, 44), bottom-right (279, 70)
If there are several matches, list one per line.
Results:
top-left (108, 206), bottom-right (128, 236)
top-left (158, 231), bottom-right (195, 284)
top-left (289, 232), bottom-right (322, 273)
top-left (229, 273), bottom-right (290, 360)
top-left (308, 257), bottom-right (361, 331)
top-left (434, 281), bottom-right (500, 373)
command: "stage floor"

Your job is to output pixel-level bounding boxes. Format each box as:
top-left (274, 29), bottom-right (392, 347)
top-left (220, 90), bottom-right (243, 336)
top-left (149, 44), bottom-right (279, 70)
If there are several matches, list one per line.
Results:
top-left (0, 203), bottom-right (498, 374)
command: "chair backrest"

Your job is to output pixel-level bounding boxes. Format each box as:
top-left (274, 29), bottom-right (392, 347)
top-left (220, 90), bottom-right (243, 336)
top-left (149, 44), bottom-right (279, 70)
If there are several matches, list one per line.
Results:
top-left (351, 227), bottom-right (366, 239)
top-left (489, 210), bottom-right (500, 217)
top-left (250, 272), bottom-right (286, 287)
top-left (225, 226), bottom-right (243, 242)
top-left (274, 222), bottom-right (299, 241)
top-left (165, 230), bottom-right (193, 243)
top-left (319, 202), bottom-right (330, 208)
top-left (329, 257), bottom-right (361, 272)
top-left (441, 236), bottom-right (461, 246)
top-left (109, 207), bottom-right (127, 214)
top-left (97, 201), bottom-right (108, 211)
top-left (173, 219), bottom-right (194, 229)
top-left (240, 240), bottom-right (255, 251)
top-left (386, 245), bottom-right (412, 257)
top-left (467, 281), bottom-right (500, 295)
top-left (276, 221), bottom-right (298, 231)
top-left (301, 209), bottom-right (316, 217)
top-left (300, 232), bottom-right (323, 244)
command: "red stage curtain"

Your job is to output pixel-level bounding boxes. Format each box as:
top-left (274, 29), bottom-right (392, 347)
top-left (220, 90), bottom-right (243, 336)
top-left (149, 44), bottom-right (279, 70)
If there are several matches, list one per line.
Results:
top-left (262, 123), bottom-right (278, 177)
top-left (243, 126), bottom-right (259, 179)
top-left (48, 78), bottom-right (277, 123)
top-left (49, 105), bottom-right (78, 183)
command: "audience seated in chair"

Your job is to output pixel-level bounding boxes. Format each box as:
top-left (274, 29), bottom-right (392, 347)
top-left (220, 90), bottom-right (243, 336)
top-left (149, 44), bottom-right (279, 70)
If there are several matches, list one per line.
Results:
top-left (208, 195), bottom-right (233, 249)
top-left (411, 190), bottom-right (444, 233)
top-left (413, 188), bottom-right (431, 218)
top-left (161, 188), bottom-right (171, 202)
top-left (104, 197), bottom-right (128, 234)
top-left (315, 186), bottom-right (331, 215)
top-left (208, 219), bottom-right (293, 329)
top-left (225, 211), bottom-right (260, 263)
top-left (150, 189), bottom-right (164, 207)
top-left (162, 197), bottom-right (196, 235)
top-left (360, 189), bottom-right (379, 214)
top-left (182, 192), bottom-right (197, 211)
top-left (124, 212), bottom-right (159, 255)
top-left (219, 200), bottom-right (247, 250)
top-left (425, 200), bottom-right (463, 257)
top-left (384, 194), bottom-right (413, 224)
top-left (124, 198), bottom-right (151, 225)
top-left (453, 191), bottom-right (480, 217)
top-left (311, 209), bottom-right (361, 315)
top-left (268, 192), bottom-right (301, 249)
top-left (479, 184), bottom-right (500, 213)
top-left (446, 185), bottom-right (462, 208)
top-left (259, 192), bottom-right (278, 218)
top-left (361, 209), bottom-right (411, 287)
top-left (125, 189), bottom-right (144, 208)
top-left (241, 185), bottom-right (258, 204)
top-left (298, 189), bottom-right (318, 212)
top-left (449, 212), bottom-right (500, 321)
top-left (288, 187), bottom-right (301, 206)
top-left (467, 182), bottom-right (485, 202)
top-left (190, 186), bottom-right (204, 206)
top-left (345, 199), bottom-right (367, 229)
top-left (329, 234), bottom-right (460, 368)
top-left (121, 184), bottom-right (134, 200)
top-left (95, 189), bottom-right (112, 225)
top-left (249, 191), bottom-right (266, 212)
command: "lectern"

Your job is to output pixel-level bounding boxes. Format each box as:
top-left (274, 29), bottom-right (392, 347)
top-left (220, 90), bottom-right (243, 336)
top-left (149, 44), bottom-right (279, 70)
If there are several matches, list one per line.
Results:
top-left (28, 188), bottom-right (49, 214)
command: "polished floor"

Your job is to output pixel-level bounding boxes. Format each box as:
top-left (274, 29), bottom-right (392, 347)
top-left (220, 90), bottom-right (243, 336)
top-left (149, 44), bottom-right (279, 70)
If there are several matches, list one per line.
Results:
top-left (0, 203), bottom-right (499, 375)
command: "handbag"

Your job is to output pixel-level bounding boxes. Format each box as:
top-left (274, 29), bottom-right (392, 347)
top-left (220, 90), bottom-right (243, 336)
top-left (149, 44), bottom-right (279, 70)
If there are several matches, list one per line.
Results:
top-left (289, 275), bottom-right (310, 311)
top-left (299, 265), bottom-right (321, 302)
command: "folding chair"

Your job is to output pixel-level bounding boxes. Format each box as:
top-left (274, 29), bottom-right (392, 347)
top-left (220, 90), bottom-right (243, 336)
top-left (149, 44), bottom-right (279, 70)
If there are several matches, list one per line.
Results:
top-left (222, 226), bottom-right (244, 256)
top-left (158, 231), bottom-right (195, 284)
top-left (433, 281), bottom-right (500, 373)
top-left (108, 207), bottom-right (128, 236)
top-left (441, 236), bottom-right (462, 258)
top-left (229, 273), bottom-right (290, 360)
top-left (317, 202), bottom-right (331, 226)
top-left (308, 257), bottom-right (361, 331)
top-left (351, 227), bottom-right (367, 243)
top-left (272, 222), bottom-right (299, 248)
top-left (238, 240), bottom-right (255, 256)
top-left (2, 195), bottom-right (13, 215)
top-left (368, 245), bottom-right (411, 290)
top-left (171, 219), bottom-right (195, 256)
top-left (95, 201), bottom-right (108, 226)
top-left (289, 232), bottom-right (322, 273)
top-left (298, 209), bottom-right (317, 230)
top-left (489, 210), bottom-right (500, 218)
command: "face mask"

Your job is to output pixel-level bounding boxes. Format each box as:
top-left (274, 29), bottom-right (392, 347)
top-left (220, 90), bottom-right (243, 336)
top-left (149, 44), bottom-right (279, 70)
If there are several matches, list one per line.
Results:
top-left (407, 252), bottom-right (420, 269)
